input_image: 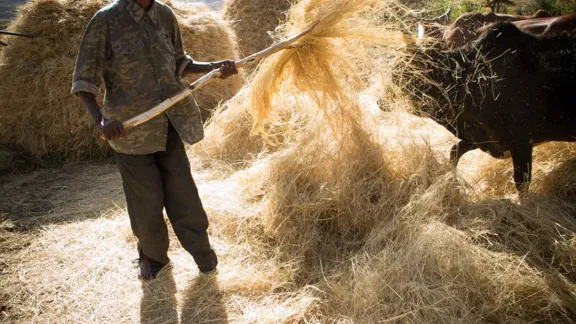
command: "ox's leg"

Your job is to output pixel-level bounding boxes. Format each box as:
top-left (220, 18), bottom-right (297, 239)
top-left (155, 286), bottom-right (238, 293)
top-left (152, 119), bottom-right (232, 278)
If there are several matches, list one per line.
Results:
top-left (510, 143), bottom-right (533, 199)
top-left (450, 140), bottom-right (477, 167)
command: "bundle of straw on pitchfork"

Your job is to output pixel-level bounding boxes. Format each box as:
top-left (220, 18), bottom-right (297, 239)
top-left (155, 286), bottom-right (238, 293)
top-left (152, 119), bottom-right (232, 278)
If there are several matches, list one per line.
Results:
top-left (108, 0), bottom-right (401, 139)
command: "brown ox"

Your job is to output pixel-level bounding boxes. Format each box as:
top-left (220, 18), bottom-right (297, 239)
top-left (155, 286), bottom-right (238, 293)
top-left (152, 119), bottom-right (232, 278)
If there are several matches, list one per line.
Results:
top-left (420, 22), bottom-right (449, 41)
top-left (443, 10), bottom-right (551, 49)
top-left (509, 13), bottom-right (576, 36)
top-left (399, 21), bottom-right (576, 198)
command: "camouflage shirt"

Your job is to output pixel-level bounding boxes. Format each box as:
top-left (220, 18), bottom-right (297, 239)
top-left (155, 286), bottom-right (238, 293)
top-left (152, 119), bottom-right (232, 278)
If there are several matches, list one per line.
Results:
top-left (71, 0), bottom-right (204, 154)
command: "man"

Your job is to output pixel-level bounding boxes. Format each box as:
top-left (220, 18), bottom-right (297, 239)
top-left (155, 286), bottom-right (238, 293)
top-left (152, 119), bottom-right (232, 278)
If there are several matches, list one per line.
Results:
top-left (71, 0), bottom-right (238, 280)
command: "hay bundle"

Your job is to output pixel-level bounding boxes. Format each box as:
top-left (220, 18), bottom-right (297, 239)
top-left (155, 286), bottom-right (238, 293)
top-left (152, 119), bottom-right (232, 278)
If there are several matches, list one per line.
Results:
top-left (0, 0), bottom-right (243, 160)
top-left (223, 0), bottom-right (291, 57)
top-left (0, 0), bottom-right (111, 160)
top-left (193, 0), bottom-right (407, 165)
top-left (249, 0), bottom-right (401, 130)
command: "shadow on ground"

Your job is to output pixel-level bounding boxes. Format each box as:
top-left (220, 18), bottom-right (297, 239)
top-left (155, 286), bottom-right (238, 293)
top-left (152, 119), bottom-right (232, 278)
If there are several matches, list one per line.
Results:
top-left (0, 161), bottom-right (124, 230)
top-left (139, 269), bottom-right (228, 324)
top-left (140, 267), bottom-right (179, 324)
top-left (181, 275), bottom-right (228, 323)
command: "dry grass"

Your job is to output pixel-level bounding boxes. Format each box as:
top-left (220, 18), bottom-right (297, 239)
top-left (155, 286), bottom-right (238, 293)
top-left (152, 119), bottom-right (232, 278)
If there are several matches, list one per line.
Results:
top-left (249, 0), bottom-right (405, 130)
top-left (171, 1), bottom-right (246, 119)
top-left (0, 0), bottom-right (243, 160)
top-left (223, 0), bottom-right (291, 58)
top-left (0, 0), bottom-right (113, 160)
top-left (2, 104), bottom-right (575, 323)
top-left (1, 0), bottom-right (576, 323)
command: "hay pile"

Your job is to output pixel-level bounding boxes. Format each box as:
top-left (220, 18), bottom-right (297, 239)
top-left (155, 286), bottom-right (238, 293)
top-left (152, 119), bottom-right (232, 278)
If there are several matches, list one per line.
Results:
top-left (0, 0), bottom-right (243, 160)
top-left (223, 0), bottom-right (291, 57)
top-left (0, 0), bottom-right (112, 160)
top-left (240, 116), bottom-right (576, 322)
top-left (192, 0), bottom-right (576, 321)
top-left (4, 105), bottom-right (576, 322)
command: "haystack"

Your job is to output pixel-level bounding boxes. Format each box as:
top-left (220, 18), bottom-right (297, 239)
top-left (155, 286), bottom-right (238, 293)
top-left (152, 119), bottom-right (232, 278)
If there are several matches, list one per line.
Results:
top-left (216, 93), bottom-right (576, 322)
top-left (0, 0), bottom-right (243, 160)
top-left (0, 0), bottom-right (111, 160)
top-left (171, 1), bottom-right (245, 119)
top-left (223, 0), bottom-right (291, 58)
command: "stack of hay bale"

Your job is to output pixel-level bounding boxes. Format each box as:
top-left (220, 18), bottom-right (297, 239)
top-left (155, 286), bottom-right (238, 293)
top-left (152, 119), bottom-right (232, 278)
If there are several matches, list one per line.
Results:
top-left (223, 0), bottom-right (291, 58)
top-left (0, 0), bottom-right (244, 162)
top-left (171, 0), bottom-right (245, 119)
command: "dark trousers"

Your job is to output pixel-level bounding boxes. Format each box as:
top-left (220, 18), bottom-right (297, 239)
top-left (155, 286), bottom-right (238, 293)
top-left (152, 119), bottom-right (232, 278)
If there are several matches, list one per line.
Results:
top-left (114, 123), bottom-right (217, 272)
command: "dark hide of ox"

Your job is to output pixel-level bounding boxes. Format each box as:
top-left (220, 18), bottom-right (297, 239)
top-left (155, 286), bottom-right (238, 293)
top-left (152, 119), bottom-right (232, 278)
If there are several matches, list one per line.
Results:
top-left (396, 22), bottom-right (576, 197)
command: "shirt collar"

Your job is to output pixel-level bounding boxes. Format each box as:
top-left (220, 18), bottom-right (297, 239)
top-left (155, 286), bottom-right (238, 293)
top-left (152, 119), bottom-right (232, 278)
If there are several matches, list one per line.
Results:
top-left (124, 0), bottom-right (158, 24)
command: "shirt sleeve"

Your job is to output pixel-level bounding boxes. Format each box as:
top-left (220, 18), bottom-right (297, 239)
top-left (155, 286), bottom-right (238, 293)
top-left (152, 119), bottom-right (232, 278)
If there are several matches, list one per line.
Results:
top-left (71, 13), bottom-right (107, 97)
top-left (169, 10), bottom-right (193, 79)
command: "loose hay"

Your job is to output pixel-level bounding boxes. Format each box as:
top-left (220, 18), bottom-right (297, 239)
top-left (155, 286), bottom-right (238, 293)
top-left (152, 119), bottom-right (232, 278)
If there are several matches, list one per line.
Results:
top-left (223, 0), bottom-right (291, 58)
top-left (0, 0), bottom-right (243, 160)
top-left (2, 0), bottom-right (576, 322)
top-left (191, 88), bottom-right (320, 173)
top-left (249, 0), bottom-right (403, 130)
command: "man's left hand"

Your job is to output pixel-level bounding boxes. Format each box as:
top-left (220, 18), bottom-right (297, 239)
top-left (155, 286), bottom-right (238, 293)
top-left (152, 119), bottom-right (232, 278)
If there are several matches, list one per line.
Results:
top-left (211, 60), bottom-right (238, 79)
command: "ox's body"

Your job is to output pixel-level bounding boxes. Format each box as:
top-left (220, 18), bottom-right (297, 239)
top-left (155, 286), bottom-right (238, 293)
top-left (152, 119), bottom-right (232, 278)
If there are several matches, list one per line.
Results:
top-left (443, 10), bottom-right (551, 49)
top-left (401, 22), bottom-right (576, 196)
top-left (510, 13), bottom-right (576, 36)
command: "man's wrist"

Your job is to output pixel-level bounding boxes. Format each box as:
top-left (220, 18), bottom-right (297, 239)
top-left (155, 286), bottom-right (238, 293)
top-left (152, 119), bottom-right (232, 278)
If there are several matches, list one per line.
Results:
top-left (95, 115), bottom-right (105, 127)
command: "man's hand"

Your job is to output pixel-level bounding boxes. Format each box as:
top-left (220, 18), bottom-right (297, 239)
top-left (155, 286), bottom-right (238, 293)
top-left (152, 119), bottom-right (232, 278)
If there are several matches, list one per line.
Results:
top-left (100, 118), bottom-right (126, 141)
top-left (210, 60), bottom-right (238, 79)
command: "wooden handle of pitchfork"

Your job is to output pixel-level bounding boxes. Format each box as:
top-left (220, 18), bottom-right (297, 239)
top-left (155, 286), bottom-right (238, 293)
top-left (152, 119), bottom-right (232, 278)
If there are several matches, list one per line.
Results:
top-left (99, 22), bottom-right (318, 141)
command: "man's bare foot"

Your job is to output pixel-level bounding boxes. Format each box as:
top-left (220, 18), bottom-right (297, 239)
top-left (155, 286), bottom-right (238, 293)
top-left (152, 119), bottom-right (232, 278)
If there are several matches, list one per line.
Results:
top-left (193, 249), bottom-right (218, 274)
top-left (139, 256), bottom-right (170, 281)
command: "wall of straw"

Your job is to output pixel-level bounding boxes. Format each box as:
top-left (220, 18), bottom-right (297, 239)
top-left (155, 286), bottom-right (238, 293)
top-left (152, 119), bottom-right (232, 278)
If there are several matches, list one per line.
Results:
top-left (0, 0), bottom-right (112, 160)
top-left (0, 0), bottom-right (243, 160)
top-left (223, 0), bottom-right (291, 58)
top-left (170, 1), bottom-right (245, 120)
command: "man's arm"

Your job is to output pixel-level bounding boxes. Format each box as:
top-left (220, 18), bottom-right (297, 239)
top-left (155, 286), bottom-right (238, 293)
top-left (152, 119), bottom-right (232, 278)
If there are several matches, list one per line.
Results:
top-left (78, 92), bottom-right (103, 123)
top-left (78, 92), bottom-right (125, 140)
top-left (71, 13), bottom-right (125, 141)
top-left (167, 8), bottom-right (238, 79)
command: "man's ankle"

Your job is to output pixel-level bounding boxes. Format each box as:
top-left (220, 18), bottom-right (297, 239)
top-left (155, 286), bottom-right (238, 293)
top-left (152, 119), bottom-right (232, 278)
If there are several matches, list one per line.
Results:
top-left (139, 255), bottom-right (170, 281)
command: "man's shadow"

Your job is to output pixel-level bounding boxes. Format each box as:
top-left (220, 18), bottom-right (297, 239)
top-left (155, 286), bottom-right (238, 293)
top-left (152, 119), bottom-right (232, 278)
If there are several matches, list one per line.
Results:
top-left (140, 267), bottom-right (179, 324)
top-left (180, 275), bottom-right (228, 324)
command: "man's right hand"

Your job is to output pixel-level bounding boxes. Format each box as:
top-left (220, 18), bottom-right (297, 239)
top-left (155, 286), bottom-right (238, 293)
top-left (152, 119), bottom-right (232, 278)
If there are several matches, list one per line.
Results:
top-left (100, 118), bottom-right (126, 141)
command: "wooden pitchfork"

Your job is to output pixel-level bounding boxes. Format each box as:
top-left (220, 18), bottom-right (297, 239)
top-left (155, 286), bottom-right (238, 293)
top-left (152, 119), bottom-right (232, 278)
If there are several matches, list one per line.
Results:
top-left (100, 22), bottom-right (318, 140)
top-left (0, 30), bottom-right (35, 46)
